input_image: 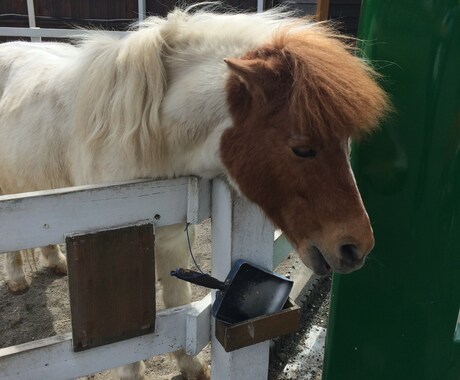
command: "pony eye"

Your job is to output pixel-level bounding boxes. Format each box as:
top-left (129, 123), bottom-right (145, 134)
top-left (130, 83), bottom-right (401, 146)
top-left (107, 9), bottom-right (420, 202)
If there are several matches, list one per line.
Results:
top-left (292, 147), bottom-right (316, 158)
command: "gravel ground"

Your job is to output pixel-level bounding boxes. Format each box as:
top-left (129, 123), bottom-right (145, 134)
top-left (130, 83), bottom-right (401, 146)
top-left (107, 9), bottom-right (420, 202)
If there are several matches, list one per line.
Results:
top-left (269, 276), bottom-right (331, 380)
top-left (0, 220), bottom-right (330, 379)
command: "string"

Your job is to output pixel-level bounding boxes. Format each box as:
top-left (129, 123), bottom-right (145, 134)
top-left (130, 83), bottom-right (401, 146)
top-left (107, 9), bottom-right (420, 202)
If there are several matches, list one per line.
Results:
top-left (185, 223), bottom-right (205, 274)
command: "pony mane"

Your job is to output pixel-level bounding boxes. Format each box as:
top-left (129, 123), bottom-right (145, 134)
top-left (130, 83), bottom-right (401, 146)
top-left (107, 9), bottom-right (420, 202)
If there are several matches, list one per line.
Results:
top-left (140, 5), bottom-right (299, 49)
top-left (272, 26), bottom-right (389, 138)
top-left (73, 6), bottom-right (303, 169)
top-left (74, 27), bottom-right (166, 168)
top-left (73, 6), bottom-right (388, 171)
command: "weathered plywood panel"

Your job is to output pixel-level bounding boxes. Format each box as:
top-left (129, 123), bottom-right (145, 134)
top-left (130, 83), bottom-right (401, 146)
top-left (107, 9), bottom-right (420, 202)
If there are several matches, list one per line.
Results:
top-left (66, 223), bottom-right (155, 351)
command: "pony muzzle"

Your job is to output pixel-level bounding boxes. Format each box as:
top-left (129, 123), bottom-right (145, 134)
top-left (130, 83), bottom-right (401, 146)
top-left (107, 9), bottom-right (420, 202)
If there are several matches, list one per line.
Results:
top-left (298, 236), bottom-right (374, 275)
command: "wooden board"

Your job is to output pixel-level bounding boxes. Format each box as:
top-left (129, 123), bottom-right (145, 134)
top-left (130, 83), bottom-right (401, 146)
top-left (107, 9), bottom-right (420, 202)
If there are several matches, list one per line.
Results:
top-left (210, 179), bottom-right (276, 380)
top-left (316, 0), bottom-right (330, 21)
top-left (0, 177), bottom-right (211, 253)
top-left (215, 299), bottom-right (300, 352)
top-left (66, 223), bottom-right (155, 352)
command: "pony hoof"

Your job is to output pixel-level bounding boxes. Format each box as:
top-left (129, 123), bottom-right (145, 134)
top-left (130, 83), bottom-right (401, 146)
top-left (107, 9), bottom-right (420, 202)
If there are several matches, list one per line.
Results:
top-left (50, 262), bottom-right (68, 275)
top-left (6, 278), bottom-right (30, 294)
top-left (198, 366), bottom-right (211, 380)
top-left (181, 366), bottom-right (211, 380)
top-left (44, 256), bottom-right (68, 275)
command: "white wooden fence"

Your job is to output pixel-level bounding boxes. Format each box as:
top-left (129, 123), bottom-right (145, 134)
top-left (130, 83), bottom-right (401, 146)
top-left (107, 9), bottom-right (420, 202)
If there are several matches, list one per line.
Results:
top-left (0, 177), bottom-right (292, 379)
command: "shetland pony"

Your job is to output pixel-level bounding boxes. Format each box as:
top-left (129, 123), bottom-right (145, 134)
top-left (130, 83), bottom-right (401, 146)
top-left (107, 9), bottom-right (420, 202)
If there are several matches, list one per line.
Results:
top-left (0, 7), bottom-right (388, 379)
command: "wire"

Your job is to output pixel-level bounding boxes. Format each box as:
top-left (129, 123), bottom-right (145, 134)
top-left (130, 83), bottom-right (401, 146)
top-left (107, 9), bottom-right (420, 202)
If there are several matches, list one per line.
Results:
top-left (184, 223), bottom-right (205, 274)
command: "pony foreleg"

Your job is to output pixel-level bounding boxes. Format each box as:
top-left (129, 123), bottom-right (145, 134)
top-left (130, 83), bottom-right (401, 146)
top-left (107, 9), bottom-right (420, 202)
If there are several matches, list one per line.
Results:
top-left (40, 244), bottom-right (67, 275)
top-left (5, 251), bottom-right (29, 293)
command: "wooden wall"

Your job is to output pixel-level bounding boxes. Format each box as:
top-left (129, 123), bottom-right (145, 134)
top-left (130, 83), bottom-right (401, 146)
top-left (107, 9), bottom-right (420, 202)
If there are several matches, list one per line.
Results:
top-left (328, 0), bottom-right (362, 36)
top-left (0, 1), bottom-right (361, 37)
top-left (0, 0), bottom-right (258, 30)
top-left (271, 0), bottom-right (361, 36)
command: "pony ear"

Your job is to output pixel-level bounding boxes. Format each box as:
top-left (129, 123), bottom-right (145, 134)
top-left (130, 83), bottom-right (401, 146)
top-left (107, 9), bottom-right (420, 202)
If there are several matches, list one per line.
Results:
top-left (225, 56), bottom-right (288, 102)
top-left (224, 58), bottom-right (267, 88)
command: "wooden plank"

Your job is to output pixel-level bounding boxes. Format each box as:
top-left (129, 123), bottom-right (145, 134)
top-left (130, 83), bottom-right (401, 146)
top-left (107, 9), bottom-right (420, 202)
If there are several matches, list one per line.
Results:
top-left (0, 0), bottom-right (26, 14)
top-left (215, 299), bottom-right (300, 352)
top-left (0, 27), bottom-right (127, 39)
top-left (0, 297), bottom-right (211, 380)
top-left (138, 0), bottom-right (146, 21)
top-left (80, 0), bottom-right (90, 21)
top-left (70, 0), bottom-right (81, 20)
top-left (210, 179), bottom-right (274, 380)
top-left (187, 177), bottom-right (212, 224)
top-left (273, 231), bottom-right (294, 269)
top-left (66, 224), bottom-right (155, 351)
top-left (0, 0), bottom-right (28, 29)
top-left (61, 0), bottom-right (71, 19)
top-left (316, 0), bottom-right (330, 21)
top-left (0, 177), bottom-right (210, 253)
top-left (110, 0), bottom-right (121, 20)
top-left (126, 0), bottom-right (138, 18)
top-left (185, 293), bottom-right (212, 355)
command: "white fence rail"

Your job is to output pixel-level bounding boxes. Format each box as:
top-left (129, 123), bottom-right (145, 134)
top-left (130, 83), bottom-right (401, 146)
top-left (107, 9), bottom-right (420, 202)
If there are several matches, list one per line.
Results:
top-left (0, 27), bottom-right (126, 39)
top-left (0, 177), bottom-right (209, 252)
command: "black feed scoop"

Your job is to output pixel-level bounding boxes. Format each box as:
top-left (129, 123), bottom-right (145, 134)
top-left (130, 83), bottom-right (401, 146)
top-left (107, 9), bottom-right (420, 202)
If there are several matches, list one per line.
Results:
top-left (171, 260), bottom-right (293, 324)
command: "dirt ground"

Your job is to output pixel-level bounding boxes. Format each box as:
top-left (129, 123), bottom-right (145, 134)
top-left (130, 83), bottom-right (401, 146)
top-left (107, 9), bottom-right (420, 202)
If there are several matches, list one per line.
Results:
top-left (0, 220), bottom-right (318, 379)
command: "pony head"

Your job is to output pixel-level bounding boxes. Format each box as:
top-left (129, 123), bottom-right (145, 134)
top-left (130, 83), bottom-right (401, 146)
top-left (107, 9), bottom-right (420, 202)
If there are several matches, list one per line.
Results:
top-left (220, 27), bottom-right (389, 275)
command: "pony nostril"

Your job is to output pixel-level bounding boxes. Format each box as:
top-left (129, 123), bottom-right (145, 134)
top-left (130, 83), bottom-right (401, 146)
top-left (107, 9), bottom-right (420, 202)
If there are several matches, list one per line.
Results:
top-left (340, 244), bottom-right (359, 264)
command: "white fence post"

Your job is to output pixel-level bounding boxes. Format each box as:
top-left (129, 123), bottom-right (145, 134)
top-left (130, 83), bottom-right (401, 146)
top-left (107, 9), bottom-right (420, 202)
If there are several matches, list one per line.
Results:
top-left (138, 0), bottom-right (146, 22)
top-left (257, 0), bottom-right (264, 13)
top-left (26, 0), bottom-right (41, 42)
top-left (210, 179), bottom-right (275, 380)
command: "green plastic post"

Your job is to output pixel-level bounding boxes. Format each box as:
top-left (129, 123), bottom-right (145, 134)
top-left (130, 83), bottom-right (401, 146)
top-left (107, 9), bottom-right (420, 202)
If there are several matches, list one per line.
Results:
top-left (322, 1), bottom-right (460, 379)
